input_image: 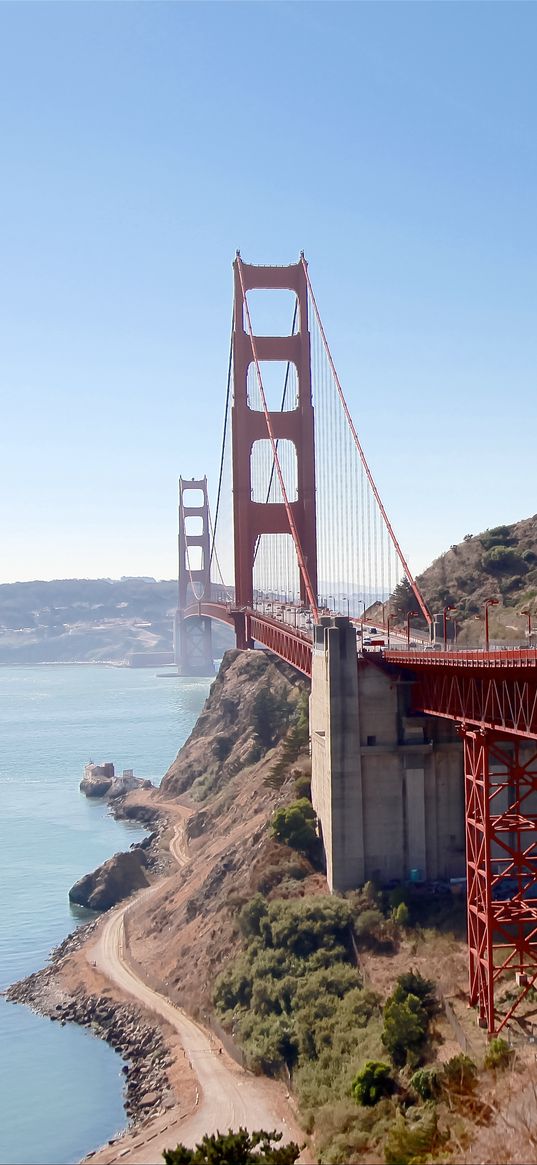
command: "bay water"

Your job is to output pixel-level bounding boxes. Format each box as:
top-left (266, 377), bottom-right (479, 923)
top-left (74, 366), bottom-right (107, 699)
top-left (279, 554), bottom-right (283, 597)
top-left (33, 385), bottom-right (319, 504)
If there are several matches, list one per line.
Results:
top-left (0, 664), bottom-right (212, 1165)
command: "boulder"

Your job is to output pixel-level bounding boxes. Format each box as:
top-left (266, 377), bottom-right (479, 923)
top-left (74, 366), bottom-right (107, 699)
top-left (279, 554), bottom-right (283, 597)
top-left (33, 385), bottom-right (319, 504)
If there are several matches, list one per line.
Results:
top-left (69, 848), bottom-right (149, 911)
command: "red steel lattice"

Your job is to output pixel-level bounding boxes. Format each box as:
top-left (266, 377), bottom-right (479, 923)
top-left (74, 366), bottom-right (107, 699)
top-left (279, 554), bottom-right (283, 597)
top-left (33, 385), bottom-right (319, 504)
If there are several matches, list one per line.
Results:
top-left (463, 730), bottom-right (537, 1033)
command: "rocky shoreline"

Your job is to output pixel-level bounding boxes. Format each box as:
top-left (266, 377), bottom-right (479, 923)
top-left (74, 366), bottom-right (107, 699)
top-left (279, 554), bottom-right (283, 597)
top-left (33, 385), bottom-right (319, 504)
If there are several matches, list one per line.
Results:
top-left (5, 799), bottom-right (178, 1143)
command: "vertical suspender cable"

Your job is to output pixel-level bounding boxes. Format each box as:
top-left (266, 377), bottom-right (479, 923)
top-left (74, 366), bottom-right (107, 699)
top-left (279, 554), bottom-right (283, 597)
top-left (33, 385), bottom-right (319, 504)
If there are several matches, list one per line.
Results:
top-left (301, 259), bottom-right (431, 627)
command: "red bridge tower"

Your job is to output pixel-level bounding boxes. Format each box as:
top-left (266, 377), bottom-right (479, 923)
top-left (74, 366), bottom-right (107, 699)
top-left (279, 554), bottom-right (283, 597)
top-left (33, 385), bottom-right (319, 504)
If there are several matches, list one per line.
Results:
top-left (232, 256), bottom-right (318, 647)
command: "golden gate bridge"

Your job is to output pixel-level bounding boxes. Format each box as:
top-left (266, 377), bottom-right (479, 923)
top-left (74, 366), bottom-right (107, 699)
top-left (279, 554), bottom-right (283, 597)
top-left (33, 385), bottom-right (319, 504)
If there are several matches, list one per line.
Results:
top-left (175, 254), bottom-right (537, 1038)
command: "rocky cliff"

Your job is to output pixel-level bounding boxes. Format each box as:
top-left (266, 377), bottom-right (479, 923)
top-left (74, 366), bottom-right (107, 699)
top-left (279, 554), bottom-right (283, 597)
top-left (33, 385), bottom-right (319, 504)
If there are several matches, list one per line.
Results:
top-left (160, 648), bottom-right (307, 802)
top-left (69, 847), bottom-right (150, 910)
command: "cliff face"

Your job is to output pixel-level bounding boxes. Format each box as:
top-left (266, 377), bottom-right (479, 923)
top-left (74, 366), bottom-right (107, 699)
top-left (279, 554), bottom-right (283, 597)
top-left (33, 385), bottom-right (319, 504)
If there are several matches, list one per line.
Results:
top-left (159, 649), bottom-right (307, 802)
top-left (126, 650), bottom-right (322, 1014)
top-left (69, 847), bottom-right (150, 910)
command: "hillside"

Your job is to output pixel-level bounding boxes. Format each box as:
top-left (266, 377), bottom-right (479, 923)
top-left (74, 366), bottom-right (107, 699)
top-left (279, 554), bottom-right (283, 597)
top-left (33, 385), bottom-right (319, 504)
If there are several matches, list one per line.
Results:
top-left (0, 578), bottom-right (233, 664)
top-left (392, 514), bottom-right (537, 645)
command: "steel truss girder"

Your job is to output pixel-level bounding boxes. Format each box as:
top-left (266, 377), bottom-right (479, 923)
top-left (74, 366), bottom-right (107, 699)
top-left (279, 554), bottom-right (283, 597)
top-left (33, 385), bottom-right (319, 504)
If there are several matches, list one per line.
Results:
top-left (246, 611), bottom-right (313, 677)
top-left (463, 730), bottom-right (537, 1033)
top-left (413, 668), bottom-right (537, 740)
top-left (187, 603), bottom-right (314, 677)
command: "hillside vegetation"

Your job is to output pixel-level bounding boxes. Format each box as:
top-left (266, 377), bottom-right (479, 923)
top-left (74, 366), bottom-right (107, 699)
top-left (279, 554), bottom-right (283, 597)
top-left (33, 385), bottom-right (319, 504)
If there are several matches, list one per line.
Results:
top-left (391, 514), bottom-right (537, 644)
top-left (0, 577), bottom-right (233, 664)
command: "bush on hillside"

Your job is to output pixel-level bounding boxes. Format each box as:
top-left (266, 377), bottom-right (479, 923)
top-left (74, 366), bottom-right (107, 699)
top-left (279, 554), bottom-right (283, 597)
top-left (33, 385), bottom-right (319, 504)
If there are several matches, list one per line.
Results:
top-left (384, 1108), bottom-right (441, 1165)
top-left (410, 1066), bottom-right (441, 1100)
top-left (252, 687), bottom-right (291, 752)
top-left (392, 970), bottom-right (437, 1017)
top-left (483, 1036), bottom-right (513, 1071)
top-left (162, 1128), bottom-right (301, 1164)
top-left (381, 993), bottom-right (428, 1068)
top-left (271, 799), bottom-right (319, 859)
top-left (351, 1060), bottom-right (394, 1106)
top-left (482, 546), bottom-right (526, 575)
top-left (214, 895), bottom-right (382, 1088)
top-left (480, 525), bottom-right (514, 550)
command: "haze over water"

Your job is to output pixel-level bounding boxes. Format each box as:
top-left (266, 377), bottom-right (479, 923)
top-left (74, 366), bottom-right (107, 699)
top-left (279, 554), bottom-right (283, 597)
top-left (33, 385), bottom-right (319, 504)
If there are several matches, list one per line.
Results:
top-left (0, 664), bottom-right (212, 1165)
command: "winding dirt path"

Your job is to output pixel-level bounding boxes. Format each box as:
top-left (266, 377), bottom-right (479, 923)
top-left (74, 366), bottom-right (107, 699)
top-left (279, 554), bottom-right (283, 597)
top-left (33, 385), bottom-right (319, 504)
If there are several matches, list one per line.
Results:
top-left (88, 805), bottom-right (302, 1163)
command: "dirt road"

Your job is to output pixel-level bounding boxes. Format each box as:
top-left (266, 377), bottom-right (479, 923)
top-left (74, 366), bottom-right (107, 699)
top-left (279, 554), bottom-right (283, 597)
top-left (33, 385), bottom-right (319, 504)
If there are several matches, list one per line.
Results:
top-left (89, 808), bottom-right (302, 1163)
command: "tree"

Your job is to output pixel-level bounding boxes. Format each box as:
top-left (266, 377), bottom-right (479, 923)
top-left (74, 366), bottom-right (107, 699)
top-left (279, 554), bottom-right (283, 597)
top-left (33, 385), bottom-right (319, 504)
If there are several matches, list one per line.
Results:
top-left (252, 688), bottom-right (289, 751)
top-left (351, 1060), bottom-right (393, 1106)
top-left (381, 993), bottom-right (428, 1067)
top-left (162, 1128), bottom-right (301, 1165)
top-left (392, 970), bottom-right (437, 1018)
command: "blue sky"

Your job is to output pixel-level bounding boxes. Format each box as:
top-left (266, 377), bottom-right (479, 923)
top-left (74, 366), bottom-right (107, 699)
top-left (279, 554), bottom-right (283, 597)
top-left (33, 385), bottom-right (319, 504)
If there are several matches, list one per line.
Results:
top-left (1, 1), bottom-right (536, 584)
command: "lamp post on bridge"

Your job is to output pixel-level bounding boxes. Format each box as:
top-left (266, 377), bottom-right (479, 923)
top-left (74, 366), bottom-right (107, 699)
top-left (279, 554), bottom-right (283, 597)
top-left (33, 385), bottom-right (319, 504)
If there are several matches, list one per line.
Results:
top-left (360, 599), bottom-right (366, 634)
top-left (443, 605), bottom-right (455, 651)
top-left (406, 611), bottom-right (418, 648)
top-left (341, 595), bottom-right (350, 618)
top-left (484, 597), bottom-right (499, 651)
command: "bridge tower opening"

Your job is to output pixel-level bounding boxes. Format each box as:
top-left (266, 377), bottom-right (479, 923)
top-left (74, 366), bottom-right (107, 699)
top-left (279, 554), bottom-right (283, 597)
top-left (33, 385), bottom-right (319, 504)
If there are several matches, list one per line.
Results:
top-left (231, 256), bottom-right (318, 646)
top-left (174, 476), bottom-right (214, 676)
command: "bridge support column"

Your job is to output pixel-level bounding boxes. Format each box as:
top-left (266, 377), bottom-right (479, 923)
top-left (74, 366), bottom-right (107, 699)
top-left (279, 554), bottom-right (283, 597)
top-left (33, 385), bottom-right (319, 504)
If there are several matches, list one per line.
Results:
top-left (311, 617), bottom-right (365, 890)
top-left (462, 729), bottom-right (537, 1033)
top-left (175, 476), bottom-right (214, 676)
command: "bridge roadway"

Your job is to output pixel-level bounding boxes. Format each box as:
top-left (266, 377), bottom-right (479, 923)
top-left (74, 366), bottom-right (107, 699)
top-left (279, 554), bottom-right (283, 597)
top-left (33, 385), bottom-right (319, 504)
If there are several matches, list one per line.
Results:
top-left (185, 600), bottom-right (537, 740)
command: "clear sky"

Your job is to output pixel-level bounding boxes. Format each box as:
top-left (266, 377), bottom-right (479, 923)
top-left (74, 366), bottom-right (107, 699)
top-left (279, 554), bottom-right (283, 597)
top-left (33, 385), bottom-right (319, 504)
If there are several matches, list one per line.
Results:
top-left (1, 0), bottom-right (536, 584)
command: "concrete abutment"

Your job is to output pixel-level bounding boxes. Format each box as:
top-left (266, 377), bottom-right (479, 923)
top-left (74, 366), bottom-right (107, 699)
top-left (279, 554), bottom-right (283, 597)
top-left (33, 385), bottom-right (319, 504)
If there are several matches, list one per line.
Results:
top-left (310, 617), bottom-right (465, 892)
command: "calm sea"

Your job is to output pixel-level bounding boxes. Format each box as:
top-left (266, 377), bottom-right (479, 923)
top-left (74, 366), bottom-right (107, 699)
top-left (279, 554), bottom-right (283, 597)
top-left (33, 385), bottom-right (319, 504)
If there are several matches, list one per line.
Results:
top-left (0, 664), bottom-right (212, 1165)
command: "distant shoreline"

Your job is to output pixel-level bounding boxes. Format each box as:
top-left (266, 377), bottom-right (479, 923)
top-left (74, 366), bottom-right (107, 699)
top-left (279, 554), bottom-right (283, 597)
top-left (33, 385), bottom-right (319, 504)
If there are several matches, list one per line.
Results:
top-left (0, 659), bottom-right (129, 668)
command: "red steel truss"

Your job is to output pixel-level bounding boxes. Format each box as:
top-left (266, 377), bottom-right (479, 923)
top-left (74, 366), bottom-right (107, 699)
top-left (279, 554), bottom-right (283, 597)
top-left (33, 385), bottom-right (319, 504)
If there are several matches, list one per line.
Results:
top-left (463, 730), bottom-right (537, 1033)
top-left (385, 651), bottom-right (537, 740)
top-left (185, 603), bottom-right (314, 678)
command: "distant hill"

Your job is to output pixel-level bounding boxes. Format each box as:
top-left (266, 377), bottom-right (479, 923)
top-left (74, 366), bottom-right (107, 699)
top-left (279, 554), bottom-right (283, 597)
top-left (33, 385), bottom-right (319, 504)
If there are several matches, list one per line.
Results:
top-left (0, 578), bottom-right (234, 665)
top-left (392, 514), bottom-right (537, 645)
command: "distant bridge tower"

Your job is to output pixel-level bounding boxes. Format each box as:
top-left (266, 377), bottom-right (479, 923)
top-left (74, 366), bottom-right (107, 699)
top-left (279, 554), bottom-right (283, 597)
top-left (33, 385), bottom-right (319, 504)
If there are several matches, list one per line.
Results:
top-left (174, 476), bottom-right (214, 676)
top-left (232, 256), bottom-right (318, 647)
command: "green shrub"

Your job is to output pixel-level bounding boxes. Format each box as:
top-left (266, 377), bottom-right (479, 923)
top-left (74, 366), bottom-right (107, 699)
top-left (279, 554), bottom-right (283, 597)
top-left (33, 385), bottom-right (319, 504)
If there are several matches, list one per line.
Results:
top-left (239, 894), bottom-right (269, 938)
top-left (271, 799), bottom-right (318, 857)
top-left (293, 772), bottom-right (312, 800)
top-left (483, 546), bottom-right (526, 575)
top-left (351, 1060), bottom-right (393, 1106)
top-left (354, 908), bottom-right (384, 944)
top-left (384, 1108), bottom-right (440, 1165)
top-left (483, 1036), bottom-right (513, 1071)
top-left (410, 1066), bottom-right (441, 1100)
top-left (163, 1128), bottom-right (301, 1164)
top-left (480, 525), bottom-right (514, 550)
top-left (441, 1053), bottom-right (477, 1095)
top-left (393, 970), bottom-right (437, 1017)
top-left (214, 893), bottom-right (383, 1115)
top-left (393, 902), bottom-right (409, 926)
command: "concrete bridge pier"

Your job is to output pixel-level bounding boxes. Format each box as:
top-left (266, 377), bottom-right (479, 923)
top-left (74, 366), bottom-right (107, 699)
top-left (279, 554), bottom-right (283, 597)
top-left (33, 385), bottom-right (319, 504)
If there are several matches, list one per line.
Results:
top-left (310, 616), bottom-right (465, 893)
top-left (310, 617), bottom-right (365, 889)
top-left (174, 610), bottom-right (214, 677)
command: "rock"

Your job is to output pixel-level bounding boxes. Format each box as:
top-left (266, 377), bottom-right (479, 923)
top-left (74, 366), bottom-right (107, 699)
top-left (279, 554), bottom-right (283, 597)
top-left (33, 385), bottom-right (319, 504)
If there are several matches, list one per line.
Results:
top-left (139, 1091), bottom-right (159, 1108)
top-left (68, 849), bottom-right (150, 911)
top-left (80, 762), bottom-right (115, 797)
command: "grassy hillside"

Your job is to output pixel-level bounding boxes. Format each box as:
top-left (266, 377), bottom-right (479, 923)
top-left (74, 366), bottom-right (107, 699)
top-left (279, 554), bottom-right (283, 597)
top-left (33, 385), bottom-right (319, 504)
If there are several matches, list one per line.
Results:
top-left (392, 514), bottom-right (537, 645)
